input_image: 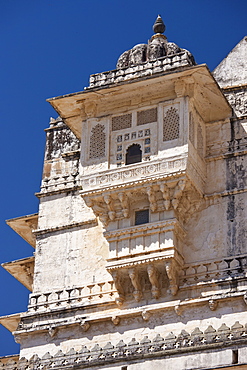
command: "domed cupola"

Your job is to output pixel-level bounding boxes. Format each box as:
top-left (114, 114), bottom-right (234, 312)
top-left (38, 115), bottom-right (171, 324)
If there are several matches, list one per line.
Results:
top-left (117, 15), bottom-right (195, 69)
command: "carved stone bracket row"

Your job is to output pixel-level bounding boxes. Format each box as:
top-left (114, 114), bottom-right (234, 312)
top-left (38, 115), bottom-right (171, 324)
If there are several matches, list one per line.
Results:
top-left (109, 258), bottom-right (181, 306)
top-left (82, 175), bottom-right (198, 225)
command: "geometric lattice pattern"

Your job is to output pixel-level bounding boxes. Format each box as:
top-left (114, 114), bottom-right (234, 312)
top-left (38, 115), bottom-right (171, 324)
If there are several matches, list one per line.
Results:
top-left (135, 209), bottom-right (149, 225)
top-left (163, 107), bottom-right (179, 141)
top-left (89, 124), bottom-right (106, 159)
top-left (189, 112), bottom-right (195, 147)
top-left (137, 108), bottom-right (157, 126)
top-left (197, 123), bottom-right (204, 158)
top-left (112, 114), bottom-right (132, 131)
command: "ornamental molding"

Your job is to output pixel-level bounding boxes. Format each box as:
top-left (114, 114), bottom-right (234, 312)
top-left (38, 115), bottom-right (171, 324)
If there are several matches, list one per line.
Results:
top-left (6, 320), bottom-right (247, 369)
top-left (104, 219), bottom-right (182, 239)
top-left (33, 219), bottom-right (97, 237)
top-left (81, 157), bottom-right (188, 192)
top-left (15, 289), bottom-right (247, 339)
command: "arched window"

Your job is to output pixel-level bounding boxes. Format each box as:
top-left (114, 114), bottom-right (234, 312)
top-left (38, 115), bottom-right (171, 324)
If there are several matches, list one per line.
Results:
top-left (125, 144), bottom-right (142, 165)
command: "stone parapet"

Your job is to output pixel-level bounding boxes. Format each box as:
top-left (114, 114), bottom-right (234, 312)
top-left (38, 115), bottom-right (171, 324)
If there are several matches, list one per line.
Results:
top-left (87, 51), bottom-right (195, 89)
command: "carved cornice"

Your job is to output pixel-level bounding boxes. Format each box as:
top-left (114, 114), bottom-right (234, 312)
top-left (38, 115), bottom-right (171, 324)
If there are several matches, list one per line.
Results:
top-left (106, 250), bottom-right (183, 271)
top-left (33, 219), bottom-right (97, 237)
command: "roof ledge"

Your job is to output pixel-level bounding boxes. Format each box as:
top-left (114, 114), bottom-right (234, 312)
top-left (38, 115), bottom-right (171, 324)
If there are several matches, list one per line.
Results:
top-left (6, 213), bottom-right (38, 248)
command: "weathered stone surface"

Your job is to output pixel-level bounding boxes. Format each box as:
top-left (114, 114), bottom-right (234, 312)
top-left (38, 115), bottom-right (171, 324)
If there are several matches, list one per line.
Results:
top-left (1, 16), bottom-right (247, 370)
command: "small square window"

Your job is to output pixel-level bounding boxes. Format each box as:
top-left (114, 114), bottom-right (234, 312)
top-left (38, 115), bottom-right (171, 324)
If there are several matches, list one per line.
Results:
top-left (135, 209), bottom-right (149, 225)
top-left (117, 154), bottom-right (122, 160)
top-left (117, 162), bottom-right (122, 167)
top-left (145, 129), bottom-right (150, 136)
top-left (117, 135), bottom-right (122, 142)
top-left (131, 132), bottom-right (136, 139)
top-left (138, 130), bottom-right (143, 137)
top-left (124, 133), bottom-right (130, 141)
top-left (145, 146), bottom-right (150, 153)
top-left (145, 138), bottom-right (150, 145)
top-left (117, 145), bottom-right (122, 151)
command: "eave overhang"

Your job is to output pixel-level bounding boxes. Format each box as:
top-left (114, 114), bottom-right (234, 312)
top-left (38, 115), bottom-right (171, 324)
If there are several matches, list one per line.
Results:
top-left (47, 64), bottom-right (232, 140)
top-left (0, 313), bottom-right (21, 333)
top-left (2, 256), bottom-right (34, 291)
top-left (6, 213), bottom-right (38, 248)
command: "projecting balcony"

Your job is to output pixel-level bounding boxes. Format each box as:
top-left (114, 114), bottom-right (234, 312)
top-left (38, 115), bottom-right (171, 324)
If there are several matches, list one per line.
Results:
top-left (105, 219), bottom-right (185, 304)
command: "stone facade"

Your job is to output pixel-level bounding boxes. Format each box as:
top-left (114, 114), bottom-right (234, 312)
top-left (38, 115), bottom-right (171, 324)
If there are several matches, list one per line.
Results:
top-left (1, 16), bottom-right (247, 370)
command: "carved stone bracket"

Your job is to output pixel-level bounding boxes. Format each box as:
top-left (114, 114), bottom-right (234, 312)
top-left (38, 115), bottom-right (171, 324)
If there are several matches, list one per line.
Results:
top-left (80, 320), bottom-right (90, 332)
top-left (48, 326), bottom-right (58, 338)
top-left (118, 192), bottom-right (129, 218)
top-left (82, 175), bottom-right (200, 227)
top-left (147, 264), bottom-right (160, 299)
top-left (165, 259), bottom-right (180, 296)
top-left (129, 268), bottom-right (143, 302)
top-left (111, 271), bottom-right (125, 306)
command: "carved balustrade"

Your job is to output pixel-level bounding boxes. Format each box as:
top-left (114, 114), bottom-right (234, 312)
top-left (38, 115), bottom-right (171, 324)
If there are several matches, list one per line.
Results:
top-left (28, 281), bottom-right (116, 312)
top-left (26, 254), bottom-right (247, 312)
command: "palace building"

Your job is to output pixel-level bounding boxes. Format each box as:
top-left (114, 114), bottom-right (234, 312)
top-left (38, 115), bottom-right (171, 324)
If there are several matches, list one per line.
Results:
top-left (1, 15), bottom-right (247, 370)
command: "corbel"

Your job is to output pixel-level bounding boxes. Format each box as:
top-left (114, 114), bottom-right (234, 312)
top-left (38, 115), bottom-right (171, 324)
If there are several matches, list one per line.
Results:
top-left (104, 194), bottom-right (116, 221)
top-left (208, 299), bottom-right (218, 311)
top-left (80, 320), bottom-right (90, 332)
top-left (172, 179), bottom-right (185, 210)
top-left (174, 304), bottom-right (182, 316)
top-left (147, 186), bottom-right (157, 212)
top-left (165, 259), bottom-right (180, 296)
top-left (111, 270), bottom-right (125, 306)
top-left (87, 197), bottom-right (109, 225)
top-left (49, 326), bottom-right (58, 338)
top-left (128, 268), bottom-right (142, 302)
top-left (118, 192), bottom-right (130, 218)
top-left (159, 182), bottom-right (170, 210)
top-left (142, 310), bottom-right (151, 321)
top-left (147, 264), bottom-right (160, 299)
top-left (111, 315), bottom-right (120, 325)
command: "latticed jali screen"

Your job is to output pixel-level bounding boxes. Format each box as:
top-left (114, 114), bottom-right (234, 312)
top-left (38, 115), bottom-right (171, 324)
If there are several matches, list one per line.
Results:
top-left (89, 124), bottom-right (106, 159)
top-left (112, 114), bottom-right (132, 131)
top-left (163, 107), bottom-right (179, 141)
top-left (137, 108), bottom-right (157, 126)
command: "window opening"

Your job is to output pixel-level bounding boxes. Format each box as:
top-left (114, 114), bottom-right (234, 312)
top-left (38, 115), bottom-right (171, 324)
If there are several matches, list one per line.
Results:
top-left (135, 209), bottom-right (149, 225)
top-left (126, 144), bottom-right (142, 165)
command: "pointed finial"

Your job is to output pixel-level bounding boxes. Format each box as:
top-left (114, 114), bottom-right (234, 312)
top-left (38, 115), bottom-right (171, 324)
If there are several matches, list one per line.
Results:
top-left (153, 15), bottom-right (165, 34)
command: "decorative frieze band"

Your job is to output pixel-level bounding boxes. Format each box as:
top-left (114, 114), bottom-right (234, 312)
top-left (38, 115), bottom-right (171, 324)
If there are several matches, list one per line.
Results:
top-left (81, 157), bottom-right (188, 191)
top-left (4, 321), bottom-right (247, 369)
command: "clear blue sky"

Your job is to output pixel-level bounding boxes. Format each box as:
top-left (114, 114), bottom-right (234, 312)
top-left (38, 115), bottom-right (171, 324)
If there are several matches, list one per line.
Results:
top-left (0, 0), bottom-right (246, 357)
